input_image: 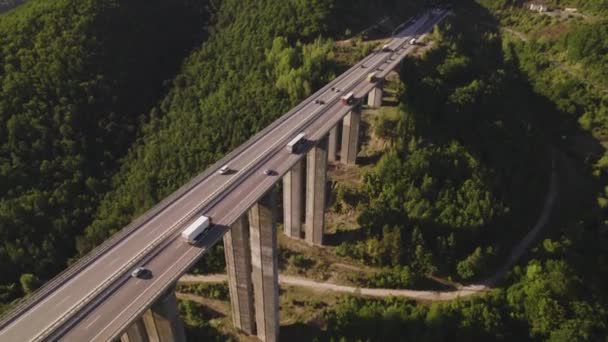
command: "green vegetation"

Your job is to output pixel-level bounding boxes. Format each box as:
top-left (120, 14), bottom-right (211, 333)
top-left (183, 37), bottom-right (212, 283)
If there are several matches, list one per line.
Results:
top-left (0, 0), bottom-right (205, 309)
top-left (2, 0), bottom-right (608, 339)
top-left (324, 1), bottom-right (608, 340)
top-left (336, 3), bottom-right (549, 281)
top-left (177, 282), bottom-right (229, 301)
top-left (479, 0), bottom-right (608, 15)
top-left (178, 299), bottom-right (231, 341)
top-left (323, 229), bottom-right (608, 340)
top-left (0, 0), bottom-right (428, 312)
top-left (77, 0), bottom-right (425, 266)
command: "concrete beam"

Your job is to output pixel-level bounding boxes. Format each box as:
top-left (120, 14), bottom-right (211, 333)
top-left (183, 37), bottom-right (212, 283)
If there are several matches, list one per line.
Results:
top-left (305, 135), bottom-right (328, 245)
top-left (367, 85), bottom-right (383, 108)
top-left (328, 125), bottom-right (338, 162)
top-left (249, 189), bottom-right (279, 342)
top-left (120, 318), bottom-right (148, 342)
top-left (142, 286), bottom-right (186, 342)
top-left (224, 216), bottom-right (256, 334)
top-left (340, 110), bottom-right (361, 165)
top-left (282, 159), bottom-right (303, 239)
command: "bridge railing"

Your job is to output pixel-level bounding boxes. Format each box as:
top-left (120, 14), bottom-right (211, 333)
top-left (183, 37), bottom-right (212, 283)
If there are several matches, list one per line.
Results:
top-left (0, 48), bottom-right (380, 330)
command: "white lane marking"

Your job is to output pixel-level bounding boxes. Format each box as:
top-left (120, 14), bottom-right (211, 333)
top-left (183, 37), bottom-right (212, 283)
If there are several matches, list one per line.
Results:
top-left (107, 258), bottom-right (121, 267)
top-left (79, 14), bottom-right (444, 341)
top-left (88, 246), bottom-right (194, 341)
top-left (9, 64), bottom-right (366, 339)
top-left (1, 15), bottom-right (441, 340)
top-left (55, 296), bottom-right (72, 308)
top-left (84, 315), bottom-right (101, 329)
top-left (59, 49), bottom-right (387, 339)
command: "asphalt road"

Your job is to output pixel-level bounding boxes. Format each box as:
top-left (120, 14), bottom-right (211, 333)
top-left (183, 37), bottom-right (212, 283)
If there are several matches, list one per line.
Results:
top-left (0, 9), bottom-right (449, 342)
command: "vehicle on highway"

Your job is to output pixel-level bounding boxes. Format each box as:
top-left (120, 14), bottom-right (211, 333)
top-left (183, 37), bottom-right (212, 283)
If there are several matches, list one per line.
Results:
top-left (286, 132), bottom-right (306, 153)
top-left (367, 72), bottom-right (377, 83)
top-left (341, 92), bottom-right (355, 105)
top-left (409, 38), bottom-right (417, 45)
top-left (181, 215), bottom-right (211, 244)
top-left (382, 44), bottom-right (391, 52)
top-left (263, 169), bottom-right (274, 176)
top-left (131, 267), bottom-right (149, 278)
top-left (218, 165), bottom-right (230, 175)
top-left (313, 99), bottom-right (325, 105)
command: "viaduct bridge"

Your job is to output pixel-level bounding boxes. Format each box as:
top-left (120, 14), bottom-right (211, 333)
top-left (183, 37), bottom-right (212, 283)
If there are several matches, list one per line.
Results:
top-left (0, 9), bottom-right (449, 342)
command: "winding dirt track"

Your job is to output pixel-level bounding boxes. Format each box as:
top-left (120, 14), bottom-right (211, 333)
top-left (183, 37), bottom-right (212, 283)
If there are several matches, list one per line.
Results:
top-left (179, 154), bottom-right (558, 301)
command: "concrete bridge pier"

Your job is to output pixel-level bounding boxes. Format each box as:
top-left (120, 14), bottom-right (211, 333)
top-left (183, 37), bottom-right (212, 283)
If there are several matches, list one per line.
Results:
top-left (224, 216), bottom-right (256, 334)
top-left (249, 188), bottom-right (280, 342)
top-left (120, 318), bottom-right (148, 342)
top-left (282, 159), bottom-right (303, 239)
top-left (367, 85), bottom-right (383, 108)
top-left (341, 110), bottom-right (361, 165)
top-left (305, 135), bottom-right (329, 245)
top-left (141, 286), bottom-right (186, 342)
top-left (328, 125), bottom-right (339, 162)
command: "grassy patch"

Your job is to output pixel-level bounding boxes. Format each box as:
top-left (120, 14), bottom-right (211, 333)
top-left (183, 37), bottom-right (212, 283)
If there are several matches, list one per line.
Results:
top-left (176, 282), bottom-right (229, 301)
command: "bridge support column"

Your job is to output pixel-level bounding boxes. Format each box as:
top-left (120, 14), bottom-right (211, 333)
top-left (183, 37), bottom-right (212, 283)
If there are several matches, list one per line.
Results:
top-left (120, 318), bottom-right (148, 342)
top-left (328, 125), bottom-right (339, 162)
top-left (282, 159), bottom-right (303, 239)
top-left (341, 110), bottom-right (361, 165)
top-left (249, 189), bottom-right (279, 342)
top-left (224, 216), bottom-right (256, 334)
top-left (142, 286), bottom-right (186, 342)
top-left (305, 135), bottom-right (328, 245)
top-left (367, 85), bottom-right (383, 108)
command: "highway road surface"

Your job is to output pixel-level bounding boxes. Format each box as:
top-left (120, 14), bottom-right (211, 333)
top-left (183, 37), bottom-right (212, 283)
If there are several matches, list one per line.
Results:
top-left (0, 9), bottom-right (449, 342)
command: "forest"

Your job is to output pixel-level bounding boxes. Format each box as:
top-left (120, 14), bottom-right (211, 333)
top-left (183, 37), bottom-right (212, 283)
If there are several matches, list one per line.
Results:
top-left (0, 0), bottom-right (207, 310)
top-left (75, 0), bottom-right (424, 266)
top-left (0, 0), bottom-right (607, 340)
top-left (324, 1), bottom-right (608, 340)
top-left (0, 0), bottom-right (424, 312)
top-left (336, 1), bottom-right (550, 283)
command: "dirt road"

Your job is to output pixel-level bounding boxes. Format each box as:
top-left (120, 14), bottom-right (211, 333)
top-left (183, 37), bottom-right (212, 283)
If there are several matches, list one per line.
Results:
top-left (179, 154), bottom-right (558, 301)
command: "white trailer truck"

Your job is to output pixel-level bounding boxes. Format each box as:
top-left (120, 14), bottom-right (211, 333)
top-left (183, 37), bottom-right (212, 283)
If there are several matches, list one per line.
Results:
top-left (286, 132), bottom-right (306, 153)
top-left (182, 215), bottom-right (211, 244)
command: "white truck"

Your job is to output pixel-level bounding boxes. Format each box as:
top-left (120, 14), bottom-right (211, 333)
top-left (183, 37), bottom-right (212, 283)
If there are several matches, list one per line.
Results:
top-left (367, 72), bottom-right (377, 83)
top-left (409, 38), bottom-right (417, 45)
top-left (341, 92), bottom-right (355, 105)
top-left (286, 132), bottom-right (306, 153)
top-left (182, 215), bottom-right (211, 244)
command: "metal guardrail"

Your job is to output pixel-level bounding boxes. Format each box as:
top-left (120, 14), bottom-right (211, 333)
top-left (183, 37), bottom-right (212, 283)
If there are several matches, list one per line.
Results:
top-left (102, 49), bottom-right (398, 342)
top-left (38, 55), bottom-right (380, 340)
top-left (1, 10), bottom-right (448, 340)
top-left (106, 13), bottom-right (449, 340)
top-left (0, 46), bottom-right (380, 332)
top-left (48, 42), bottom-right (390, 341)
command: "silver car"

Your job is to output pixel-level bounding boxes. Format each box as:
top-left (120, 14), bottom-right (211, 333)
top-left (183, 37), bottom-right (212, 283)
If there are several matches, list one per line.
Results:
top-left (131, 267), bottom-right (148, 278)
top-left (218, 165), bottom-right (230, 175)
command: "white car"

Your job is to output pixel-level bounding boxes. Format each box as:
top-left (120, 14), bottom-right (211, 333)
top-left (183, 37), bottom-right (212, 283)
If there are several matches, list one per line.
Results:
top-left (218, 165), bottom-right (230, 175)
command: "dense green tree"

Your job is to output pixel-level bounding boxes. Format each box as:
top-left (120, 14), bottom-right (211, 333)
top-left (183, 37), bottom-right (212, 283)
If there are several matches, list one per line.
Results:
top-left (18, 273), bottom-right (38, 295)
top-left (0, 0), bottom-right (206, 305)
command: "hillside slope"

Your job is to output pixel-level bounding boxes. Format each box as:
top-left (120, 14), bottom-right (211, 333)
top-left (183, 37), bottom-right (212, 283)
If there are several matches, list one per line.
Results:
top-left (76, 0), bottom-right (425, 260)
top-left (0, 0), bottom-right (206, 308)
